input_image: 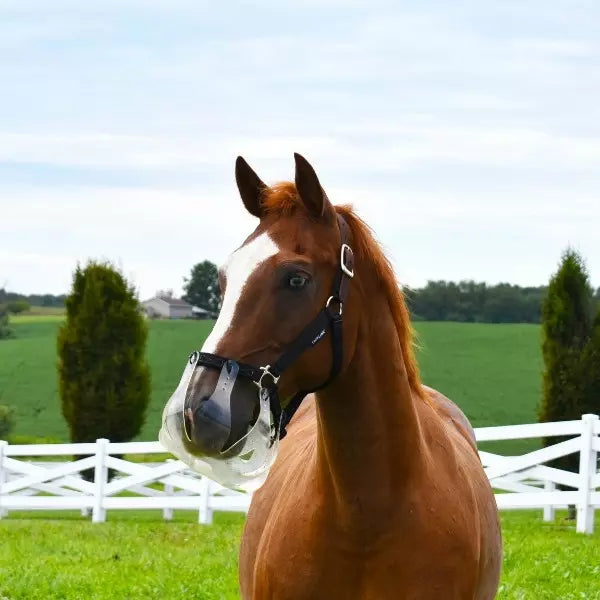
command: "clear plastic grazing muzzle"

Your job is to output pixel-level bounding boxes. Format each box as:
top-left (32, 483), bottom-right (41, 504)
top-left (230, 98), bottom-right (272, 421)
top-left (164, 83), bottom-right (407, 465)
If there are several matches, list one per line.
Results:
top-left (159, 353), bottom-right (280, 492)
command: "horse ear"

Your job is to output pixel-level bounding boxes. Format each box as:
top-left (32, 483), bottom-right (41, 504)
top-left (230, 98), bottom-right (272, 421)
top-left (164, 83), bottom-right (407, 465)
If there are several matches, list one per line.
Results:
top-left (235, 156), bottom-right (267, 218)
top-left (294, 153), bottom-right (333, 219)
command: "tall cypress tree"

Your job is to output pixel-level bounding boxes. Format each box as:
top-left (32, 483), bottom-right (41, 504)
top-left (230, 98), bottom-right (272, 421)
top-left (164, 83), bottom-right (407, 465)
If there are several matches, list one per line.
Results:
top-left (538, 250), bottom-right (593, 484)
top-left (581, 312), bottom-right (600, 416)
top-left (57, 262), bottom-right (151, 443)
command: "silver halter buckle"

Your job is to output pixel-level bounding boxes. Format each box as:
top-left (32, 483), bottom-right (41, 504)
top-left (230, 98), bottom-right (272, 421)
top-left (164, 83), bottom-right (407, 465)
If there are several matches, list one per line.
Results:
top-left (256, 365), bottom-right (280, 390)
top-left (340, 244), bottom-right (354, 278)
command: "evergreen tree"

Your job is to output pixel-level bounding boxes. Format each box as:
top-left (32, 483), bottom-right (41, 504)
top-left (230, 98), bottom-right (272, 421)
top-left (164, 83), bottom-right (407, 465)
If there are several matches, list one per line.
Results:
top-left (538, 249), bottom-right (594, 490)
top-left (57, 262), bottom-right (150, 444)
top-left (580, 312), bottom-right (600, 417)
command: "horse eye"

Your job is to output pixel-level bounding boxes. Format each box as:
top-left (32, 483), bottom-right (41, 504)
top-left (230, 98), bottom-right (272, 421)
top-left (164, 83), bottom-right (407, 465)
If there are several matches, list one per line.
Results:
top-left (288, 275), bottom-right (308, 290)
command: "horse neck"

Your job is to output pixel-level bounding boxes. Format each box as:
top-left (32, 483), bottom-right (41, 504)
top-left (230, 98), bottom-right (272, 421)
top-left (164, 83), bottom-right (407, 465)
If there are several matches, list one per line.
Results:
top-left (314, 285), bottom-right (425, 529)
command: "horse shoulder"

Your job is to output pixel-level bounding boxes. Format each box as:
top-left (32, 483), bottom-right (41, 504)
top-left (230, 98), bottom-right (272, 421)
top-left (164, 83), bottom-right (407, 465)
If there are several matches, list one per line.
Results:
top-left (416, 386), bottom-right (502, 598)
top-left (422, 385), bottom-right (478, 453)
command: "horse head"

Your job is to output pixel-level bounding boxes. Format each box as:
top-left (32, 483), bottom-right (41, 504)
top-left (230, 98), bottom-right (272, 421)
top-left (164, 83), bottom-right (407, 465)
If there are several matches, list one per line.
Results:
top-left (179, 154), bottom-right (359, 459)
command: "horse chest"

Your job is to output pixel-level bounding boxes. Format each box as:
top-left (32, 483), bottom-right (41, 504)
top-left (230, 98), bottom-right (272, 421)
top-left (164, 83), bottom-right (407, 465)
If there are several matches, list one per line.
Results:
top-left (242, 491), bottom-right (485, 600)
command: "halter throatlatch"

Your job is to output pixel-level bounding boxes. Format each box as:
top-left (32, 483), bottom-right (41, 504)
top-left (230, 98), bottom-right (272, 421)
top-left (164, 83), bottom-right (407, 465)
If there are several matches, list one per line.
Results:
top-left (159, 214), bottom-right (354, 490)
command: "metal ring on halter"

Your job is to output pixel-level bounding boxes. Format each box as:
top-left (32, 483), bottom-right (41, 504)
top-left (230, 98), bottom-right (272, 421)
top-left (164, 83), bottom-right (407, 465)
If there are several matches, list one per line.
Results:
top-left (256, 365), bottom-right (280, 390)
top-left (325, 295), bottom-right (343, 317)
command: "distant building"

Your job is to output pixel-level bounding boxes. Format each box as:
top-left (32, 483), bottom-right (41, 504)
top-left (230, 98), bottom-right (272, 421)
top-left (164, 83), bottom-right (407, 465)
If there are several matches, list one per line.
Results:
top-left (142, 296), bottom-right (193, 319)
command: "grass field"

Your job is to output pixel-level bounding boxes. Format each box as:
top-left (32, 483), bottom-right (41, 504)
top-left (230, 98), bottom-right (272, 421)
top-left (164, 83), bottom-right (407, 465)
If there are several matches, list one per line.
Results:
top-left (0, 511), bottom-right (598, 599)
top-left (1, 317), bottom-right (598, 599)
top-left (21, 306), bottom-right (66, 317)
top-left (0, 316), bottom-right (542, 452)
top-left (0, 317), bottom-right (543, 453)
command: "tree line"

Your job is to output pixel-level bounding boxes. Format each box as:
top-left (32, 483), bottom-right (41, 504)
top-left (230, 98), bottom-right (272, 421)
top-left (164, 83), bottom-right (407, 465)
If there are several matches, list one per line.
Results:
top-left (0, 288), bottom-right (66, 308)
top-left (180, 261), bottom-right (600, 324)
top-left (405, 280), bottom-right (600, 324)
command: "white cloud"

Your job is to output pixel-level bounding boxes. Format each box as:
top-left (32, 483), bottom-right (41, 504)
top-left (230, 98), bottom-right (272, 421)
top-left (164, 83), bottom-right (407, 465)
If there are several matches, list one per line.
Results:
top-left (1, 0), bottom-right (599, 296)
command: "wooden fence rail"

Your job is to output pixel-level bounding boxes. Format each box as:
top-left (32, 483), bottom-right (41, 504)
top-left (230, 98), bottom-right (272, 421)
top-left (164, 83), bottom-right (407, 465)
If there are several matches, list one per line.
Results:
top-left (1, 414), bottom-right (598, 532)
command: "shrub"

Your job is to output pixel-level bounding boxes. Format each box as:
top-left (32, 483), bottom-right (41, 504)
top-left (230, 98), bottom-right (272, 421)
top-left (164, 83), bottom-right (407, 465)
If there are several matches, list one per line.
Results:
top-left (0, 405), bottom-right (15, 439)
top-left (0, 304), bottom-right (13, 339)
top-left (6, 300), bottom-right (30, 314)
top-left (57, 262), bottom-right (151, 444)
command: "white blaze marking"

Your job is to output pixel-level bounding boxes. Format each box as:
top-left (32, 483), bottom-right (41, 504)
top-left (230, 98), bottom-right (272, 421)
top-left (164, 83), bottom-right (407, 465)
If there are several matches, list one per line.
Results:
top-left (201, 233), bottom-right (279, 353)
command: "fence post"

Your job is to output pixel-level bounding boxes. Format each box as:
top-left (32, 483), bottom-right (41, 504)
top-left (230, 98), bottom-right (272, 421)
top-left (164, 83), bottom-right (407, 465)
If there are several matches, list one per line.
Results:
top-left (0, 440), bottom-right (7, 518)
top-left (163, 459), bottom-right (174, 521)
top-left (92, 438), bottom-right (109, 523)
top-left (543, 480), bottom-right (555, 522)
top-left (576, 414), bottom-right (598, 534)
top-left (198, 477), bottom-right (213, 525)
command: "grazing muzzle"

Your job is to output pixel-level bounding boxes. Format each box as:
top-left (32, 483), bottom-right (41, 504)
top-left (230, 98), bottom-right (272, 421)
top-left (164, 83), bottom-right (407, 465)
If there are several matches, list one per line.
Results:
top-left (159, 215), bottom-right (354, 491)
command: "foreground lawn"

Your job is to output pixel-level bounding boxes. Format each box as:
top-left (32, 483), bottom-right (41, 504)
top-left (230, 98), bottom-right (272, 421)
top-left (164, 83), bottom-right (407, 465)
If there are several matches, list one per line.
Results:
top-left (0, 511), bottom-right (244, 600)
top-left (0, 510), bottom-right (598, 599)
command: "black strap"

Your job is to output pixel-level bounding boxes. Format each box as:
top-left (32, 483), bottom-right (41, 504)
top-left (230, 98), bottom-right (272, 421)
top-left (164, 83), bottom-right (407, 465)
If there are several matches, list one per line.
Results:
top-left (194, 352), bottom-right (263, 383)
top-left (270, 310), bottom-right (331, 377)
top-left (278, 215), bottom-right (353, 437)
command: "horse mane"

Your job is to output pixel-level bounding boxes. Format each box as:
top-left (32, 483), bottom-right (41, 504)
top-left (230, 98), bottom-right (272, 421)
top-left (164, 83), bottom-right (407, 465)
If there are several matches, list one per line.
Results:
top-left (262, 183), bottom-right (426, 400)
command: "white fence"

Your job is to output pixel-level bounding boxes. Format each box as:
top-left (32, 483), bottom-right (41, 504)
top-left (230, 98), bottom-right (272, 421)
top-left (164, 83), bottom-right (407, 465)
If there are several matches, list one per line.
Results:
top-left (1, 414), bottom-right (599, 533)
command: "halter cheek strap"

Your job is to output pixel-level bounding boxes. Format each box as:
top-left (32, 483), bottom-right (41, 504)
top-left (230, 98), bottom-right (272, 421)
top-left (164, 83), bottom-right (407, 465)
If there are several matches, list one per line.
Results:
top-left (194, 214), bottom-right (354, 440)
top-left (276, 215), bottom-right (354, 437)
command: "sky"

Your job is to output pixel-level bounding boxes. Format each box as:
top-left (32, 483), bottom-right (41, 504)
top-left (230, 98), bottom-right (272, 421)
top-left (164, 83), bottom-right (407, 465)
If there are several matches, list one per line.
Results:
top-left (2, 0), bottom-right (599, 299)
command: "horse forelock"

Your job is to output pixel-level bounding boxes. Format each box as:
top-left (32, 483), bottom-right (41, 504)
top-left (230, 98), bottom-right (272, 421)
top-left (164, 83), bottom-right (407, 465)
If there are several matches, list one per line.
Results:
top-left (260, 182), bottom-right (306, 216)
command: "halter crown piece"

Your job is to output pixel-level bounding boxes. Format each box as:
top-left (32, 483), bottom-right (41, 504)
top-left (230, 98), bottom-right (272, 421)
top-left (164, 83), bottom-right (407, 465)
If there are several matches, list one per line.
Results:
top-left (159, 214), bottom-right (354, 490)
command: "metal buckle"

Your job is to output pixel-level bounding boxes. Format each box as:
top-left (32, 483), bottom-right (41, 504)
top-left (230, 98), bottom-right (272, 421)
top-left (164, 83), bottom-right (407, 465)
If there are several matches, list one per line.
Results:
top-left (256, 365), bottom-right (280, 390)
top-left (326, 295), bottom-right (343, 317)
top-left (340, 244), bottom-right (354, 278)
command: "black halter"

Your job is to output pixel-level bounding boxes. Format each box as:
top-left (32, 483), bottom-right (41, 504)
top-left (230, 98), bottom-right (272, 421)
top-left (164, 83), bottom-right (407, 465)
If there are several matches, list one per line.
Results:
top-left (193, 214), bottom-right (354, 440)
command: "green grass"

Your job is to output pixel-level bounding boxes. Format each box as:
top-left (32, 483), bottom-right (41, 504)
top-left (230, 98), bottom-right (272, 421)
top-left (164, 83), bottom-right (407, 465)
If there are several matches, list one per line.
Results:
top-left (21, 306), bottom-right (66, 317)
top-left (0, 318), bottom-right (543, 454)
top-left (0, 318), bottom-right (214, 443)
top-left (0, 511), bottom-right (598, 599)
top-left (415, 322), bottom-right (543, 455)
top-left (498, 511), bottom-right (600, 599)
top-left (0, 512), bottom-right (244, 600)
top-left (1, 319), bottom-right (598, 598)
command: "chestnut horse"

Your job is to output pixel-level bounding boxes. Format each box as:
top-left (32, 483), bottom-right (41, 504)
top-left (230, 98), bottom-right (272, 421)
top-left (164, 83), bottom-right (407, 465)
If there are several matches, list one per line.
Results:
top-left (184, 154), bottom-right (502, 599)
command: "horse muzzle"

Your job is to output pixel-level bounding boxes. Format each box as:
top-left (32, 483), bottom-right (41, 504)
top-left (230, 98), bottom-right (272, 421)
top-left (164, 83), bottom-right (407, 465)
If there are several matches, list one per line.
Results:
top-left (159, 353), bottom-right (280, 492)
top-left (183, 359), bottom-right (257, 457)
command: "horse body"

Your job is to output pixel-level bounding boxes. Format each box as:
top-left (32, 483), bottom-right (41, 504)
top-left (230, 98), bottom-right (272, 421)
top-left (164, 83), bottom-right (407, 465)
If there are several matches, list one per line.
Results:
top-left (241, 392), bottom-right (501, 599)
top-left (171, 154), bottom-right (501, 599)
top-left (240, 237), bottom-right (501, 598)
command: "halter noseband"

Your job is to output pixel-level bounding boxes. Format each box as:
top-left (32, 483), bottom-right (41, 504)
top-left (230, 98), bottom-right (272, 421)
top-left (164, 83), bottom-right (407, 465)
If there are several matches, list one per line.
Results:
top-left (191, 214), bottom-right (354, 442)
